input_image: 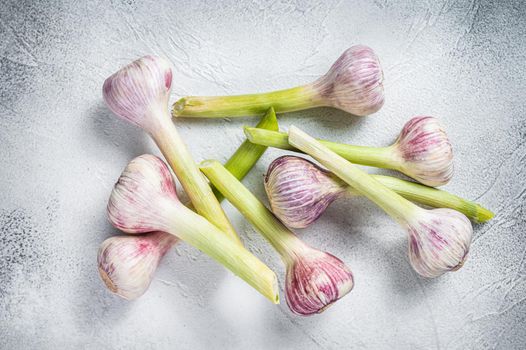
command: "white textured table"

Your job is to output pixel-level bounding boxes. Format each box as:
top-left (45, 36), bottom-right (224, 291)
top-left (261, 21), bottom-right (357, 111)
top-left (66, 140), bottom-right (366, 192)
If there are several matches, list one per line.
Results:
top-left (1, 1), bottom-right (525, 348)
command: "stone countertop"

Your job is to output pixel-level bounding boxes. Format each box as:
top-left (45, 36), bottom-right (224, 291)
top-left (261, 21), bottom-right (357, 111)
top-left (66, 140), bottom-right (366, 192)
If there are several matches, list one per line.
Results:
top-left (1, 0), bottom-right (525, 348)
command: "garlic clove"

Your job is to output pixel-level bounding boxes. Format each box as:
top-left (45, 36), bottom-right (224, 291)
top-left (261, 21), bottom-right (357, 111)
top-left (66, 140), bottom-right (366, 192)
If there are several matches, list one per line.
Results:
top-left (264, 156), bottom-right (344, 228)
top-left (97, 231), bottom-right (178, 300)
top-left (107, 154), bottom-right (179, 234)
top-left (285, 248), bottom-right (354, 315)
top-left (314, 45), bottom-right (384, 116)
top-left (102, 55), bottom-right (173, 133)
top-left (406, 208), bottom-right (473, 278)
top-left (393, 116), bottom-right (454, 187)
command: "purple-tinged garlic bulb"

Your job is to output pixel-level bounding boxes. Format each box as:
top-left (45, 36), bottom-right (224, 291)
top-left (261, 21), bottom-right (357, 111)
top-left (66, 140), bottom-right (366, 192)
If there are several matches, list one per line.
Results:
top-left (199, 159), bottom-right (354, 315)
top-left (107, 154), bottom-right (178, 234)
top-left (406, 208), bottom-right (472, 278)
top-left (392, 116), bottom-right (453, 187)
top-left (285, 247), bottom-right (354, 315)
top-left (312, 45), bottom-right (385, 116)
top-left (103, 55), bottom-right (240, 243)
top-left (265, 156), bottom-right (345, 228)
top-left (288, 126), bottom-right (474, 278)
top-left (103, 55), bottom-right (172, 133)
top-left (98, 232), bottom-right (178, 300)
top-left (106, 154), bottom-right (279, 303)
top-left (172, 45), bottom-right (384, 118)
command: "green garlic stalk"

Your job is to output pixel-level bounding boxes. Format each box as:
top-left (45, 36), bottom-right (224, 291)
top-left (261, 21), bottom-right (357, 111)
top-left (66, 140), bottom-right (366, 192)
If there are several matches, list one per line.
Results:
top-left (213, 107), bottom-right (278, 201)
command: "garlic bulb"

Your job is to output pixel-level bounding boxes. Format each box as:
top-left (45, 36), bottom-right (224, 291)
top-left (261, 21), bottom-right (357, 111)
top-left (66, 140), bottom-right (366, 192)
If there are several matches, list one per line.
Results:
top-left (311, 45), bottom-right (384, 116)
top-left (103, 55), bottom-right (172, 133)
top-left (97, 232), bottom-right (177, 300)
top-left (285, 248), bottom-right (354, 315)
top-left (406, 208), bottom-right (472, 278)
top-left (265, 156), bottom-right (344, 228)
top-left (392, 116), bottom-right (453, 187)
top-left (172, 45), bottom-right (384, 118)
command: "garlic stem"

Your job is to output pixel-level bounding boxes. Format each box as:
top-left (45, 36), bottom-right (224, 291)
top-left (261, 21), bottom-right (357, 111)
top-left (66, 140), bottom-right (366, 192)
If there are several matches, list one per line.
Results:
top-left (167, 201), bottom-right (279, 303)
top-left (355, 175), bottom-right (493, 223)
top-left (245, 127), bottom-right (396, 169)
top-left (200, 159), bottom-right (305, 259)
top-left (213, 107), bottom-right (279, 201)
top-left (173, 85), bottom-right (322, 119)
top-left (288, 126), bottom-right (422, 224)
top-left (151, 117), bottom-right (241, 245)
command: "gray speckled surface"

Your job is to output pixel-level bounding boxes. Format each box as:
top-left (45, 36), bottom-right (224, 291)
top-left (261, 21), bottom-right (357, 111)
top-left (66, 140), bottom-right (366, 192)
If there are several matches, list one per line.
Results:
top-left (1, 0), bottom-right (525, 348)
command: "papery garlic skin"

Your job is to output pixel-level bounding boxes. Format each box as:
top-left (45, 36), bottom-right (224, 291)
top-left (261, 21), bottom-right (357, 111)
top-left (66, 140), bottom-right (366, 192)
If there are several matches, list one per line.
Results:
top-left (103, 55), bottom-right (172, 133)
top-left (406, 208), bottom-right (473, 278)
top-left (107, 154), bottom-right (179, 233)
top-left (286, 248), bottom-right (354, 315)
top-left (393, 116), bottom-right (453, 187)
top-left (313, 45), bottom-right (384, 116)
top-left (265, 156), bottom-right (344, 228)
top-left (98, 232), bottom-right (178, 300)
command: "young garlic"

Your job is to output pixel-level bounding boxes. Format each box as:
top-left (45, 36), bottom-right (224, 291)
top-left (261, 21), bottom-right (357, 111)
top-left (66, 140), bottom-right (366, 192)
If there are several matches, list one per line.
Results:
top-left (172, 45), bottom-right (384, 118)
top-left (265, 156), bottom-right (493, 228)
top-left (103, 55), bottom-right (240, 244)
top-left (288, 127), bottom-right (473, 278)
top-left (98, 109), bottom-right (279, 300)
top-left (200, 160), bottom-right (353, 315)
top-left (107, 154), bottom-right (279, 303)
top-left (98, 232), bottom-right (178, 300)
top-left (246, 116), bottom-right (453, 187)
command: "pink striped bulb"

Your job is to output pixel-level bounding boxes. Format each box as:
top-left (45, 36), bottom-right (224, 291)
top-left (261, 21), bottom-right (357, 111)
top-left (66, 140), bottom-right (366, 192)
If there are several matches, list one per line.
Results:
top-left (313, 45), bottom-right (384, 116)
top-left (406, 208), bottom-right (472, 278)
top-left (285, 247), bottom-right (354, 315)
top-left (393, 116), bottom-right (453, 187)
top-left (107, 154), bottom-right (179, 234)
top-left (102, 55), bottom-right (173, 133)
top-left (98, 232), bottom-right (178, 300)
top-left (265, 155), bottom-right (344, 229)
